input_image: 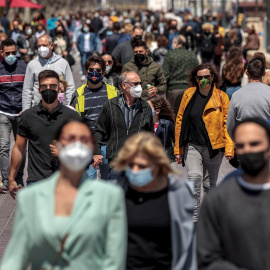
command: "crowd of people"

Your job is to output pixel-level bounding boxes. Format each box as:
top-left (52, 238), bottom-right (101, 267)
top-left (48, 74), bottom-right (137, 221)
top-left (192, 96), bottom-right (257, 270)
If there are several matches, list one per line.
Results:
top-left (0, 7), bottom-right (269, 270)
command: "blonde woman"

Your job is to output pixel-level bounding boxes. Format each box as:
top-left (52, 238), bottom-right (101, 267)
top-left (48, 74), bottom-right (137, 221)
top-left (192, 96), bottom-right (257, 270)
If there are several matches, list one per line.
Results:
top-left (144, 32), bottom-right (158, 52)
top-left (112, 132), bottom-right (196, 270)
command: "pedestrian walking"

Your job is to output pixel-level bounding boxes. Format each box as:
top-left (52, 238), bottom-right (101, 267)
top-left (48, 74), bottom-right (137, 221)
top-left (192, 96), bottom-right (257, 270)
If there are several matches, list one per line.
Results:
top-left (112, 132), bottom-right (196, 270)
top-left (174, 63), bottom-right (234, 222)
top-left (1, 119), bottom-right (127, 270)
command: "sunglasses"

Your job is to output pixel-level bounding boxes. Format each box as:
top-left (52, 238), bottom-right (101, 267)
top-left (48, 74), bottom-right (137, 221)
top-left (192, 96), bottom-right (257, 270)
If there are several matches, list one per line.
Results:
top-left (60, 135), bottom-right (94, 144)
top-left (88, 68), bottom-right (102, 73)
top-left (5, 51), bottom-right (17, 56)
top-left (105, 60), bottom-right (113, 65)
top-left (124, 81), bottom-right (142, 86)
top-left (40, 84), bottom-right (58, 91)
top-left (196, 75), bottom-right (211, 80)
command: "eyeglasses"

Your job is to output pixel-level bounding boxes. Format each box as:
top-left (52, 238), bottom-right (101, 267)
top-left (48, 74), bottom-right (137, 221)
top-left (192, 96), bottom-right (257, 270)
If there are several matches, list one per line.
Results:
top-left (4, 51), bottom-right (17, 56)
top-left (195, 75), bottom-right (211, 80)
top-left (104, 60), bottom-right (113, 65)
top-left (60, 135), bottom-right (94, 144)
top-left (40, 84), bottom-right (58, 91)
top-left (124, 81), bottom-right (142, 86)
top-left (88, 68), bottom-right (102, 73)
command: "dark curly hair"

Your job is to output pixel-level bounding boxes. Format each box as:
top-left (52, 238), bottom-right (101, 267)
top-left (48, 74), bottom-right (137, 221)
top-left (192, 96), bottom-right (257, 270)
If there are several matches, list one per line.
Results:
top-left (188, 63), bottom-right (222, 88)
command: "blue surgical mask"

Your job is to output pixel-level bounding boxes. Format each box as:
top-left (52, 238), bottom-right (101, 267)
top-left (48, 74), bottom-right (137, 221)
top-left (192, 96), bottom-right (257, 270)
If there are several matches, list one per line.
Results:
top-left (152, 110), bottom-right (156, 116)
top-left (125, 166), bottom-right (153, 187)
top-left (83, 27), bottom-right (89, 33)
top-left (87, 71), bottom-right (103, 85)
top-left (5, 55), bottom-right (17, 65)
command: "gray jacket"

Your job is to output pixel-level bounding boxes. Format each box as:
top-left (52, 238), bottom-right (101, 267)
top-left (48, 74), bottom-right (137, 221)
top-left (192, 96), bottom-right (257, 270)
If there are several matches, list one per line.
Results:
top-left (120, 175), bottom-right (197, 270)
top-left (227, 82), bottom-right (270, 138)
top-left (22, 53), bottom-right (75, 111)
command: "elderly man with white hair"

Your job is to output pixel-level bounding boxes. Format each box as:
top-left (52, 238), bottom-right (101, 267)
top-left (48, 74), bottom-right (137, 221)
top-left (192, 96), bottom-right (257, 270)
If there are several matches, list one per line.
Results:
top-left (94, 71), bottom-right (154, 180)
top-left (22, 34), bottom-right (75, 110)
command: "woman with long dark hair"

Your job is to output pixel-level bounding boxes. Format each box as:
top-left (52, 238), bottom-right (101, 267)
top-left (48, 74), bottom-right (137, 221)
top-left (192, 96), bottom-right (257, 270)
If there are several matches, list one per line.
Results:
top-left (174, 63), bottom-right (234, 223)
top-left (221, 46), bottom-right (244, 99)
top-left (148, 96), bottom-right (175, 161)
top-left (101, 52), bottom-right (122, 88)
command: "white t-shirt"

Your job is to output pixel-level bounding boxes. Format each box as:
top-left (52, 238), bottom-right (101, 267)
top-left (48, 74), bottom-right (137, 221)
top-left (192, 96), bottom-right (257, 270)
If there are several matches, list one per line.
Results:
top-left (84, 33), bottom-right (91, 53)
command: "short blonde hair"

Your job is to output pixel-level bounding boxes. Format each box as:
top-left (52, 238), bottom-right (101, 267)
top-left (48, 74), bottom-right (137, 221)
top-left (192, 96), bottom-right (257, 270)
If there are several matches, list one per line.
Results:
top-left (111, 132), bottom-right (175, 177)
top-left (202, 22), bottom-right (213, 32)
top-left (59, 75), bottom-right (68, 89)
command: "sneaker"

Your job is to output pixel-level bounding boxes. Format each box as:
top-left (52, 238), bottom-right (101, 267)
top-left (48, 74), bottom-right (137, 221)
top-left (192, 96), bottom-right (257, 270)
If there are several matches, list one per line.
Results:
top-left (80, 75), bottom-right (86, 81)
top-left (79, 70), bottom-right (83, 75)
top-left (0, 184), bottom-right (8, 194)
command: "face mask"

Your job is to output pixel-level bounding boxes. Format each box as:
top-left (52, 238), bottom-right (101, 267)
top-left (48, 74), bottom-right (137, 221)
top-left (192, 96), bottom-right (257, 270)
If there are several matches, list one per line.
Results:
top-left (5, 55), bottom-right (17, 65)
top-left (171, 25), bottom-right (177, 30)
top-left (94, 13), bottom-right (99, 18)
top-left (87, 71), bottom-right (103, 84)
top-left (105, 65), bottom-right (112, 74)
top-left (198, 78), bottom-right (211, 89)
top-left (132, 35), bottom-right (142, 43)
top-left (58, 141), bottom-right (93, 172)
top-left (129, 84), bottom-right (142, 98)
top-left (125, 166), bottom-right (153, 187)
top-left (41, 89), bottom-right (58, 104)
top-left (134, 53), bottom-right (146, 63)
top-left (58, 93), bottom-right (65, 103)
top-left (38, 46), bottom-right (50, 58)
top-left (14, 25), bottom-right (19, 31)
top-left (238, 151), bottom-right (268, 176)
top-left (56, 31), bottom-right (63, 35)
top-left (26, 28), bottom-right (32, 35)
top-left (83, 27), bottom-right (89, 33)
top-left (152, 110), bottom-right (156, 116)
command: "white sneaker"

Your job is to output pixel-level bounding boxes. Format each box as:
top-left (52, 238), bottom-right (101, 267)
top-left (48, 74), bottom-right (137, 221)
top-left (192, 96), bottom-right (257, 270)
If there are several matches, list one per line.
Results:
top-left (79, 70), bottom-right (83, 75)
top-left (80, 75), bottom-right (86, 81)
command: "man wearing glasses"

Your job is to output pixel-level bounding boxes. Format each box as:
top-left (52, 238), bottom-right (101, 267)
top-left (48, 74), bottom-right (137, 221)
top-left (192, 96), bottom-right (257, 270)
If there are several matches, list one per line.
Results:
top-left (8, 70), bottom-right (80, 197)
top-left (0, 38), bottom-right (27, 193)
top-left (94, 71), bottom-right (154, 180)
top-left (71, 54), bottom-right (118, 180)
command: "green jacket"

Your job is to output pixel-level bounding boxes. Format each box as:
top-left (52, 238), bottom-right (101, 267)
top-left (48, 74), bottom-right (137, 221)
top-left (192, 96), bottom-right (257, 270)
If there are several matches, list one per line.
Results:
top-left (122, 56), bottom-right (167, 100)
top-left (70, 82), bottom-right (118, 118)
top-left (162, 47), bottom-right (199, 90)
top-left (0, 172), bottom-right (127, 270)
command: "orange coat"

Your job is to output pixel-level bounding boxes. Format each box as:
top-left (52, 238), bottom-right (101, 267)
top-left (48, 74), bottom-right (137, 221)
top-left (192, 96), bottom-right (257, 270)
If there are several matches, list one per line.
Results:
top-left (174, 86), bottom-right (234, 157)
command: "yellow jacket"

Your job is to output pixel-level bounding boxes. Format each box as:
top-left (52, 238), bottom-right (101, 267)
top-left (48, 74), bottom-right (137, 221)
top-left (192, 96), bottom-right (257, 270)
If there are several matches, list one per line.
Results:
top-left (174, 86), bottom-right (234, 157)
top-left (72, 83), bottom-right (118, 115)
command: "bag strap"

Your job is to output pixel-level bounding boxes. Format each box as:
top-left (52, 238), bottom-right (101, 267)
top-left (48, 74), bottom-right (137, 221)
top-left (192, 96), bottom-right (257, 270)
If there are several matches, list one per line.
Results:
top-left (51, 234), bottom-right (69, 270)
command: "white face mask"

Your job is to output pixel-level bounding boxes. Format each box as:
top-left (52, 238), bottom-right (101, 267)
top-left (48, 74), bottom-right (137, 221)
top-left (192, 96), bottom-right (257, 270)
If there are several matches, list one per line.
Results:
top-left (58, 141), bottom-right (93, 172)
top-left (26, 28), bottom-right (32, 35)
top-left (129, 85), bottom-right (142, 98)
top-left (105, 65), bottom-right (112, 74)
top-left (38, 46), bottom-right (50, 58)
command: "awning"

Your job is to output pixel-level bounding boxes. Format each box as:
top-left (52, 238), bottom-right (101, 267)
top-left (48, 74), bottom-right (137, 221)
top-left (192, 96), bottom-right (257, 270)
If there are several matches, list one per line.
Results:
top-left (0, 0), bottom-right (44, 8)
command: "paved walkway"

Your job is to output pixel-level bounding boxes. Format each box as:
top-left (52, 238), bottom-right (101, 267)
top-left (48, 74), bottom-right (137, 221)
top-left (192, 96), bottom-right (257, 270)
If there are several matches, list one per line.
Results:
top-left (0, 55), bottom-right (236, 261)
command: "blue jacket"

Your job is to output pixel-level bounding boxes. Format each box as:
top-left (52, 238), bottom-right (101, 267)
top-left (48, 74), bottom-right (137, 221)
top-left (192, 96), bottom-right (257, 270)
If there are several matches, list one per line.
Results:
top-left (156, 118), bottom-right (175, 160)
top-left (0, 59), bottom-right (27, 114)
top-left (76, 32), bottom-right (99, 54)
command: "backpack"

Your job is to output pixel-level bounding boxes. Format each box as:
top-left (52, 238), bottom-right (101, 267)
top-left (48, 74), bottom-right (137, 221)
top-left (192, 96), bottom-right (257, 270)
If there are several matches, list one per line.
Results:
top-left (201, 34), bottom-right (214, 54)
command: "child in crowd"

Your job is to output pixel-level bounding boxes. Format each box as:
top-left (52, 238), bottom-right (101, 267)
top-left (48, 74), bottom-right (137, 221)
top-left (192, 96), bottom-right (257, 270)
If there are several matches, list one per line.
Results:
top-left (58, 76), bottom-right (76, 111)
top-left (148, 95), bottom-right (175, 161)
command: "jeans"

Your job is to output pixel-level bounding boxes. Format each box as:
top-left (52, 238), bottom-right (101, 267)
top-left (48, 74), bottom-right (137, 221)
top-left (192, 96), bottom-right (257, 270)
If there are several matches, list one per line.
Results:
top-left (81, 52), bottom-right (92, 74)
top-left (184, 144), bottom-right (224, 222)
top-left (0, 113), bottom-right (25, 186)
top-left (86, 145), bottom-right (109, 180)
top-left (226, 86), bottom-right (241, 100)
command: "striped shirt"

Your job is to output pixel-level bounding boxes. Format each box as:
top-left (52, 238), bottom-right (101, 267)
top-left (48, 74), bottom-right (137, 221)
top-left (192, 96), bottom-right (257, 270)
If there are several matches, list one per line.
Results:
top-left (84, 83), bottom-right (108, 130)
top-left (119, 95), bottom-right (140, 130)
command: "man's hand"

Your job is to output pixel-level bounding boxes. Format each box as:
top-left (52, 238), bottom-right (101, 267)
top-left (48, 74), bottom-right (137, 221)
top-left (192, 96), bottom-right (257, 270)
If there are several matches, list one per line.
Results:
top-left (147, 86), bottom-right (158, 96)
top-left (9, 180), bottom-right (18, 200)
top-left (175, 154), bottom-right (184, 164)
top-left (225, 156), bottom-right (233, 160)
top-left (63, 51), bottom-right (68, 56)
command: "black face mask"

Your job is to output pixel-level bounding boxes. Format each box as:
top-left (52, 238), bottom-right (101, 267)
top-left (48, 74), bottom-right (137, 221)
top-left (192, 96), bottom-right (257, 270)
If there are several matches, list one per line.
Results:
top-left (41, 89), bottom-right (58, 104)
top-left (134, 53), bottom-right (146, 63)
top-left (171, 25), bottom-right (177, 30)
top-left (238, 151), bottom-right (268, 176)
top-left (56, 31), bottom-right (64, 35)
top-left (132, 35), bottom-right (142, 43)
